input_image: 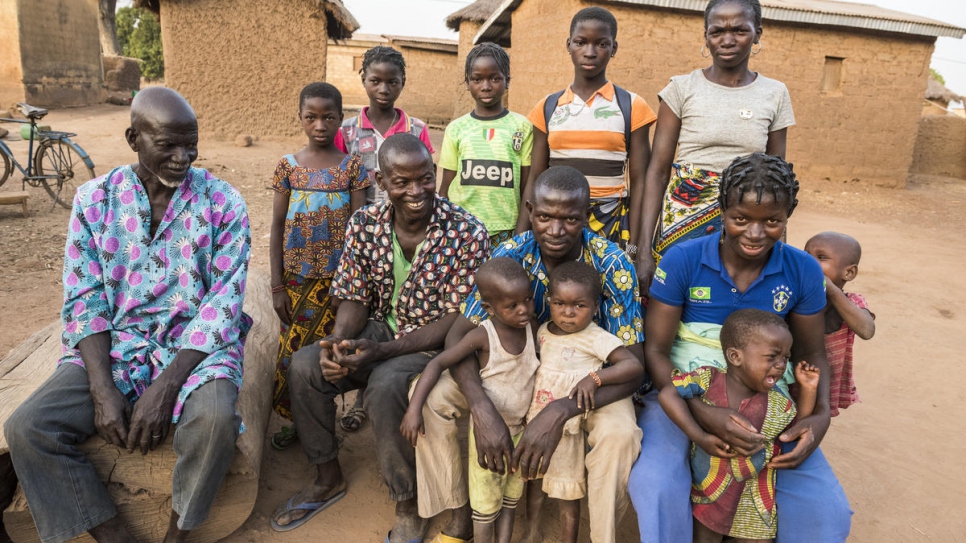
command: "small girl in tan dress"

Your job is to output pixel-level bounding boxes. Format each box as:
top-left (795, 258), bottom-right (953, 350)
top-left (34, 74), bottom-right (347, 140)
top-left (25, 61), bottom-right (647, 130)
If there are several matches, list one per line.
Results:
top-left (522, 261), bottom-right (643, 543)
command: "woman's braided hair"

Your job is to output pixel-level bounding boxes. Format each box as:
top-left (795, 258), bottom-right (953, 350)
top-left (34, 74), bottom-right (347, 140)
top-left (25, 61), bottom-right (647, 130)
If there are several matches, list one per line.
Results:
top-left (464, 42), bottom-right (511, 84)
top-left (360, 46), bottom-right (406, 79)
top-left (718, 153), bottom-right (799, 215)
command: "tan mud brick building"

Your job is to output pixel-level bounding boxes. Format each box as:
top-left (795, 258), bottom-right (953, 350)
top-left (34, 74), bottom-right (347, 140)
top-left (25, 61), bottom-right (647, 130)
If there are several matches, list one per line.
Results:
top-left (471, 0), bottom-right (964, 188)
top-left (0, 0), bottom-right (104, 109)
top-left (135, 0), bottom-right (358, 137)
top-left (326, 34), bottom-right (458, 125)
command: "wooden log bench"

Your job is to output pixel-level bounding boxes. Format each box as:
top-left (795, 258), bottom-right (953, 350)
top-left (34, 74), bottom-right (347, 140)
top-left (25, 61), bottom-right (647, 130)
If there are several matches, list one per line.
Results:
top-left (0, 268), bottom-right (279, 543)
top-left (0, 191), bottom-right (29, 218)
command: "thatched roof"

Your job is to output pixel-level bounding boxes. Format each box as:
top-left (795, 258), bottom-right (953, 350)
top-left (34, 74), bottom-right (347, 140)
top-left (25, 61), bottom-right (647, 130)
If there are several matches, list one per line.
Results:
top-left (926, 77), bottom-right (964, 106)
top-left (445, 0), bottom-right (502, 31)
top-left (133, 0), bottom-right (360, 40)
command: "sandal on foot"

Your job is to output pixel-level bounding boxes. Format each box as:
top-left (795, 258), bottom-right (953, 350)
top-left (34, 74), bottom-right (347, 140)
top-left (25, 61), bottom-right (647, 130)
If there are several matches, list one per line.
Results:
top-left (270, 487), bottom-right (347, 532)
top-left (340, 406), bottom-right (368, 432)
top-left (271, 425), bottom-right (298, 450)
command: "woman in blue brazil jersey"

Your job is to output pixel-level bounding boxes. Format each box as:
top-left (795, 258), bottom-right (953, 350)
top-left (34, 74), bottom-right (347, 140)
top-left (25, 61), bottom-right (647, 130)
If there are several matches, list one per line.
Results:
top-left (629, 153), bottom-right (851, 543)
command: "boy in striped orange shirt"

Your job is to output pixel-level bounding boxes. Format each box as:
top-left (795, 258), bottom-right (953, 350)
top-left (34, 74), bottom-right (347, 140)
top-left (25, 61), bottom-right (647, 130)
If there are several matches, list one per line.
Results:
top-left (516, 6), bottom-right (656, 283)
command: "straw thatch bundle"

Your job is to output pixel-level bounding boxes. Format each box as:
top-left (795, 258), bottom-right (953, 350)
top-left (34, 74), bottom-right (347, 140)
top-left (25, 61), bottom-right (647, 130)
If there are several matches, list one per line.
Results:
top-left (926, 77), bottom-right (964, 107)
top-left (445, 0), bottom-right (503, 31)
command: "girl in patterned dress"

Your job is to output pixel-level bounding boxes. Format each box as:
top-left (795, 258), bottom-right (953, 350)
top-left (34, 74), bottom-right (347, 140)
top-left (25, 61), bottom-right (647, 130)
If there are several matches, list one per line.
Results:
top-left (659, 309), bottom-right (820, 542)
top-left (269, 82), bottom-right (369, 449)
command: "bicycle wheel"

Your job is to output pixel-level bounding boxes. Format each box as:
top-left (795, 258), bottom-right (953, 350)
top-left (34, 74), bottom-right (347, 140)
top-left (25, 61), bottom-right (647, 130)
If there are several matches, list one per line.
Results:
top-left (0, 148), bottom-right (11, 188)
top-left (35, 139), bottom-right (96, 209)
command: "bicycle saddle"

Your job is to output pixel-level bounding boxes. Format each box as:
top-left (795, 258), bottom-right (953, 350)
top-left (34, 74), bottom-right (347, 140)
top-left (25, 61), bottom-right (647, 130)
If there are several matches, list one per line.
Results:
top-left (17, 103), bottom-right (48, 120)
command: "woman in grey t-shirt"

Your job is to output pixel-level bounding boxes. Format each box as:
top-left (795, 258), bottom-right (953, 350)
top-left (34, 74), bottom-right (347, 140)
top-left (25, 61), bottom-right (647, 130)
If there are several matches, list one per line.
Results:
top-left (637, 0), bottom-right (795, 291)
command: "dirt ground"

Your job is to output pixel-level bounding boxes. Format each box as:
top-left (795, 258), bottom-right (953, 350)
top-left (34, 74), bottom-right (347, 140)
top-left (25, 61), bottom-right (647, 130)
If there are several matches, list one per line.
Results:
top-left (0, 105), bottom-right (964, 542)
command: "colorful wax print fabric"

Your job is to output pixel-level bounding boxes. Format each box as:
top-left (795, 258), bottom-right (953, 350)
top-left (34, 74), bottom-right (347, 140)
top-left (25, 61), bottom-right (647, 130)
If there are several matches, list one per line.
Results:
top-left (270, 153), bottom-right (369, 279)
top-left (330, 197), bottom-right (489, 338)
top-left (60, 165), bottom-right (252, 423)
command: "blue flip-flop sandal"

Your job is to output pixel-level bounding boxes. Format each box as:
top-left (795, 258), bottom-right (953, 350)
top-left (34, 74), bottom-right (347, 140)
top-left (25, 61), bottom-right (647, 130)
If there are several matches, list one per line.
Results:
top-left (270, 488), bottom-right (347, 532)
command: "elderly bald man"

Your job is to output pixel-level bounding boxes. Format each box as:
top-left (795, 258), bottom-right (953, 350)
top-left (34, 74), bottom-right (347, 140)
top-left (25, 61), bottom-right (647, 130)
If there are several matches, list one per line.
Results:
top-left (4, 87), bottom-right (252, 543)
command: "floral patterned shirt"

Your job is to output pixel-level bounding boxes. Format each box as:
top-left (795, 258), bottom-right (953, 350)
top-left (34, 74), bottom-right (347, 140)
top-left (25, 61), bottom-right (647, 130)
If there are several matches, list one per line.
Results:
top-left (270, 153), bottom-right (369, 279)
top-left (330, 197), bottom-right (489, 337)
top-left (463, 229), bottom-right (644, 346)
top-left (60, 165), bottom-right (252, 423)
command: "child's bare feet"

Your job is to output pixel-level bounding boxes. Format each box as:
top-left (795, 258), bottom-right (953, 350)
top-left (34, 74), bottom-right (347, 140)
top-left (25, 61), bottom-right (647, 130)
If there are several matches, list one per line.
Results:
top-left (518, 525), bottom-right (544, 543)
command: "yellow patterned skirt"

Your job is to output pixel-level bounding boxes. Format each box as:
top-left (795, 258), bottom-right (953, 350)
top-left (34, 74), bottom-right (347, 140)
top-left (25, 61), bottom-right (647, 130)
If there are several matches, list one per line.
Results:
top-left (272, 272), bottom-right (336, 420)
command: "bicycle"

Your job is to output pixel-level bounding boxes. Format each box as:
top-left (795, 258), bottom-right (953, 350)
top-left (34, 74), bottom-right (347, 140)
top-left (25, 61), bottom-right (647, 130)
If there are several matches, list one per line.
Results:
top-left (0, 102), bottom-right (96, 209)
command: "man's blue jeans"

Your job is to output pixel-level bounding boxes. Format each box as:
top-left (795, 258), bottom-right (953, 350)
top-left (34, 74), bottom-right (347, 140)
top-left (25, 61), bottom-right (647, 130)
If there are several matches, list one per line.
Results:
top-left (628, 389), bottom-right (852, 542)
top-left (4, 363), bottom-right (240, 543)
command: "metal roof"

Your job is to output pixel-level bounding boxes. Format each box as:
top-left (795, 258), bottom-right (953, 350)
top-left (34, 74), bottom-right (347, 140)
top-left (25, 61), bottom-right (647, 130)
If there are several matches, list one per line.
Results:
top-left (476, 0), bottom-right (965, 43)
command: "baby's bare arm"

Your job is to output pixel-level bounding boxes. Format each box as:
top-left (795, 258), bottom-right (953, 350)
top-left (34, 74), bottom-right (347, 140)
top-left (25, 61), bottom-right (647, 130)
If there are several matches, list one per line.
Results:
top-left (794, 361), bottom-right (820, 418)
top-left (827, 282), bottom-right (875, 339)
top-left (406, 327), bottom-right (490, 417)
top-left (596, 345), bottom-right (645, 388)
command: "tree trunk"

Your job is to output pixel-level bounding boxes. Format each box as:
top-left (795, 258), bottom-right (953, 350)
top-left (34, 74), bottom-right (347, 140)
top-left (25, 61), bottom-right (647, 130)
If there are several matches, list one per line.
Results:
top-left (98, 0), bottom-right (120, 56)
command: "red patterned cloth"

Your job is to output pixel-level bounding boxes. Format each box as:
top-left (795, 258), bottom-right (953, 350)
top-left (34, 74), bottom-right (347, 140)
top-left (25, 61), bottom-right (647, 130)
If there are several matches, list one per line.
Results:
top-left (330, 197), bottom-right (489, 338)
top-left (825, 292), bottom-right (872, 416)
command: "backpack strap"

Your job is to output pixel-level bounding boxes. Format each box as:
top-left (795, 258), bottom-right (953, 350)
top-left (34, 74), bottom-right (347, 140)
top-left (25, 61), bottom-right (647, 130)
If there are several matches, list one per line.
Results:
top-left (613, 84), bottom-right (632, 152)
top-left (542, 90), bottom-right (566, 134)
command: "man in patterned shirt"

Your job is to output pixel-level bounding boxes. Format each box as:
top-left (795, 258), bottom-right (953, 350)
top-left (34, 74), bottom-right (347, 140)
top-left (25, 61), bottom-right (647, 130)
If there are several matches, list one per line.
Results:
top-left (416, 166), bottom-right (646, 543)
top-left (272, 134), bottom-right (488, 542)
top-left (5, 88), bottom-right (251, 543)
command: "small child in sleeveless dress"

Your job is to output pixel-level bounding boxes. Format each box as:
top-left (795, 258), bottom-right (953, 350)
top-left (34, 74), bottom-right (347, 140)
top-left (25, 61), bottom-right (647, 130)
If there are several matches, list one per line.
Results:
top-left (522, 261), bottom-right (644, 543)
top-left (805, 232), bottom-right (875, 416)
top-left (401, 257), bottom-right (538, 543)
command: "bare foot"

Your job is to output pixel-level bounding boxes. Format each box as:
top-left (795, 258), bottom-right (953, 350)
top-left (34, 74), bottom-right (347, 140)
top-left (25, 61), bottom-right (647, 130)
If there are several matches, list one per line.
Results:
top-left (441, 503), bottom-right (473, 541)
top-left (389, 498), bottom-right (428, 543)
top-left (162, 512), bottom-right (188, 543)
top-left (518, 525), bottom-right (544, 543)
top-left (89, 517), bottom-right (138, 543)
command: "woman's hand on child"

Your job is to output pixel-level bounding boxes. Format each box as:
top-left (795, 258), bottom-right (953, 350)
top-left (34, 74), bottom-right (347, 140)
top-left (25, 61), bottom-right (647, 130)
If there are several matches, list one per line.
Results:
top-left (569, 376), bottom-right (598, 413)
top-left (690, 401), bottom-right (766, 456)
top-left (794, 361), bottom-right (820, 390)
top-left (695, 432), bottom-right (737, 459)
top-left (770, 411), bottom-right (830, 469)
top-left (399, 408), bottom-right (424, 447)
top-left (272, 290), bottom-right (293, 326)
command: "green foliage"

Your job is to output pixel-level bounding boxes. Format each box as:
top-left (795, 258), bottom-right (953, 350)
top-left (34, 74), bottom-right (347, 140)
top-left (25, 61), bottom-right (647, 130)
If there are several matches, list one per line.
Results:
top-left (116, 7), bottom-right (164, 80)
top-left (930, 68), bottom-right (945, 85)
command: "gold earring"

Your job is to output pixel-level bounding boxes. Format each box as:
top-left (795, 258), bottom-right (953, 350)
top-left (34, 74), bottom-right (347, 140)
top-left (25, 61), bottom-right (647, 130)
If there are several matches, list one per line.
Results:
top-left (700, 45), bottom-right (711, 58)
top-left (752, 41), bottom-right (763, 55)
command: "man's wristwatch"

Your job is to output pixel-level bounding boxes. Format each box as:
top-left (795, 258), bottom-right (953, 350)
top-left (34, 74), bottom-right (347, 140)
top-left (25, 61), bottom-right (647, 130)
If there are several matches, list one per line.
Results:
top-left (625, 243), bottom-right (638, 257)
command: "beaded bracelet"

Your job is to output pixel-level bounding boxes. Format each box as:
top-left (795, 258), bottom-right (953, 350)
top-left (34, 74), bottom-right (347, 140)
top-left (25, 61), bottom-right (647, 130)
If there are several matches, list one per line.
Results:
top-left (589, 370), bottom-right (602, 387)
top-left (271, 284), bottom-right (286, 294)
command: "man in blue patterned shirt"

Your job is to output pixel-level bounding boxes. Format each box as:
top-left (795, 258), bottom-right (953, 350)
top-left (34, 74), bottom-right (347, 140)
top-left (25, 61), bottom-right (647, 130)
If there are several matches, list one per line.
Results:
top-left (416, 166), bottom-right (646, 543)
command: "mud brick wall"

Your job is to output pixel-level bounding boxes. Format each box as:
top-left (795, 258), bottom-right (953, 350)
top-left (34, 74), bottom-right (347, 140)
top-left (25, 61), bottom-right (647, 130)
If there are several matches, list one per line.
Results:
top-left (8, 0), bottom-right (103, 108)
top-left (392, 45), bottom-right (459, 126)
top-left (507, 0), bottom-right (936, 188)
top-left (326, 38), bottom-right (382, 109)
top-left (911, 115), bottom-right (966, 180)
top-left (452, 20), bottom-right (481, 119)
top-left (160, 0), bottom-right (328, 138)
top-left (0, 0), bottom-right (25, 109)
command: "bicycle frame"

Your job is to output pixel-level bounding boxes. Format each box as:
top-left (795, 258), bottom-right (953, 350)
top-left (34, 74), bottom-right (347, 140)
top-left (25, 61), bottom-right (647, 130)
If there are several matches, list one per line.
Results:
top-left (0, 116), bottom-right (95, 188)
